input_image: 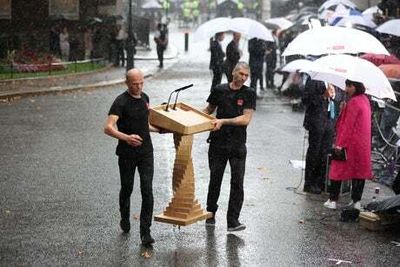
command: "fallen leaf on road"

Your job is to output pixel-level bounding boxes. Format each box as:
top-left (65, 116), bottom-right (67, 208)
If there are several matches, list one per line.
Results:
top-left (78, 250), bottom-right (83, 256)
top-left (29, 99), bottom-right (35, 103)
top-left (141, 250), bottom-right (152, 258)
top-left (133, 214), bottom-right (139, 220)
top-left (298, 219), bottom-right (305, 224)
top-left (5, 210), bottom-right (10, 214)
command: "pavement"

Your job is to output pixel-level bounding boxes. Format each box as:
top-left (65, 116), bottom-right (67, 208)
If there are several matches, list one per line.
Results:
top-left (0, 30), bottom-right (180, 100)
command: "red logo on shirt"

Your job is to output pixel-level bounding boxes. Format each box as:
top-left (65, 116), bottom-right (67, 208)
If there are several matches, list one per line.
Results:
top-left (237, 99), bottom-right (244, 106)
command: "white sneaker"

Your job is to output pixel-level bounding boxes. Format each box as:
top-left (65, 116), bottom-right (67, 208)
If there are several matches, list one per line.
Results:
top-left (347, 201), bottom-right (362, 210)
top-left (353, 201), bottom-right (361, 210)
top-left (323, 199), bottom-right (337, 209)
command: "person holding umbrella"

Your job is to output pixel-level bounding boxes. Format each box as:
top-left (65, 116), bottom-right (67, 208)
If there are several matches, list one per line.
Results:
top-left (324, 79), bottom-right (373, 210)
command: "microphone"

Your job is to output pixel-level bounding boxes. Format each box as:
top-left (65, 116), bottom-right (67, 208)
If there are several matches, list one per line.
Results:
top-left (174, 84), bottom-right (193, 92)
top-left (164, 84), bottom-right (194, 111)
top-left (172, 84), bottom-right (193, 110)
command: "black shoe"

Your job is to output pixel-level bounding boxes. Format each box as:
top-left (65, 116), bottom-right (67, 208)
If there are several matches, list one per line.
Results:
top-left (141, 233), bottom-right (155, 245)
top-left (205, 217), bottom-right (216, 226)
top-left (227, 223), bottom-right (246, 232)
top-left (303, 185), bottom-right (321, 195)
top-left (120, 218), bottom-right (130, 233)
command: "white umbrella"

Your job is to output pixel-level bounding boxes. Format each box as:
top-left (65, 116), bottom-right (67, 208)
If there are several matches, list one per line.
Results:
top-left (142, 0), bottom-right (162, 9)
top-left (305, 54), bottom-right (395, 100)
top-left (281, 59), bottom-right (314, 73)
top-left (334, 15), bottom-right (376, 28)
top-left (264, 17), bottom-right (293, 30)
top-left (230, 17), bottom-right (274, 42)
top-left (282, 26), bottom-right (389, 56)
top-left (362, 5), bottom-right (380, 15)
top-left (376, 19), bottom-right (400, 37)
top-left (193, 17), bottom-right (273, 42)
top-left (318, 0), bottom-right (357, 13)
top-left (193, 17), bottom-right (231, 41)
top-left (324, 3), bottom-right (351, 22)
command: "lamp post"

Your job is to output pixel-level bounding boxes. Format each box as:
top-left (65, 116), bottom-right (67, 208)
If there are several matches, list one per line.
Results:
top-left (126, 0), bottom-right (135, 71)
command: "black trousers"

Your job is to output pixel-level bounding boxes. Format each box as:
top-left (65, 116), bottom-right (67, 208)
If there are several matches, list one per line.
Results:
top-left (211, 68), bottom-right (223, 91)
top-left (115, 40), bottom-right (125, 66)
top-left (329, 179), bottom-right (365, 202)
top-left (207, 143), bottom-right (246, 227)
top-left (118, 153), bottom-right (154, 235)
top-left (225, 62), bottom-right (236, 83)
top-left (265, 66), bottom-right (275, 88)
top-left (304, 119), bottom-right (334, 189)
top-left (250, 65), bottom-right (263, 90)
top-left (156, 46), bottom-right (165, 67)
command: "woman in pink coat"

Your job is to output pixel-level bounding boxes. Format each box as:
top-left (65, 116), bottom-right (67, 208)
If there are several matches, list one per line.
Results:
top-left (324, 79), bottom-right (373, 210)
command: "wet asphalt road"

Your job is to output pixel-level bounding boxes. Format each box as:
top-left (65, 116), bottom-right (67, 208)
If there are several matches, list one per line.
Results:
top-left (1, 30), bottom-right (400, 266)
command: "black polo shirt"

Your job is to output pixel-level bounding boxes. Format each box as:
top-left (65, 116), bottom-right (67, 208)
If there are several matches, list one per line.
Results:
top-left (108, 90), bottom-right (153, 157)
top-left (207, 83), bottom-right (256, 147)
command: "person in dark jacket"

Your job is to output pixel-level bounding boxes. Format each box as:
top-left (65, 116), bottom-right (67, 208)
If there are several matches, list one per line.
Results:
top-left (209, 32), bottom-right (225, 91)
top-left (302, 79), bottom-right (338, 194)
top-left (224, 32), bottom-right (241, 83)
top-left (154, 23), bottom-right (168, 68)
top-left (265, 42), bottom-right (277, 89)
top-left (248, 38), bottom-right (266, 91)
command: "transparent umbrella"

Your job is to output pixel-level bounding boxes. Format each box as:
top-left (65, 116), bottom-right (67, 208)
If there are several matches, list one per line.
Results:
top-left (193, 17), bottom-right (232, 41)
top-left (282, 26), bottom-right (389, 56)
top-left (281, 59), bottom-right (313, 73)
top-left (264, 17), bottom-right (293, 30)
top-left (230, 17), bottom-right (274, 42)
top-left (194, 17), bottom-right (274, 42)
top-left (304, 54), bottom-right (396, 100)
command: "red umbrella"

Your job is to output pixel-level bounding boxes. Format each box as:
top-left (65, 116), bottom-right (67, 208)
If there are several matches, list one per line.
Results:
top-left (361, 53), bottom-right (400, 66)
top-left (379, 64), bottom-right (400, 80)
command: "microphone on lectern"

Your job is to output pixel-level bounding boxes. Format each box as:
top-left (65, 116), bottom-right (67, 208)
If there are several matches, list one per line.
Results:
top-left (164, 84), bottom-right (194, 111)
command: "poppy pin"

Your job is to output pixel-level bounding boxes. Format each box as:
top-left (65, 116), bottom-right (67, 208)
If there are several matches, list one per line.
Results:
top-left (146, 102), bottom-right (150, 109)
top-left (237, 99), bottom-right (244, 106)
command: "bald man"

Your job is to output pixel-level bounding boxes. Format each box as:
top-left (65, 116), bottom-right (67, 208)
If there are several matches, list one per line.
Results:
top-left (104, 68), bottom-right (160, 245)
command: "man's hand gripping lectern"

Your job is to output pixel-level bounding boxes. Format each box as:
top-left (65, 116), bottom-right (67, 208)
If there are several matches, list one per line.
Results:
top-left (149, 102), bottom-right (214, 226)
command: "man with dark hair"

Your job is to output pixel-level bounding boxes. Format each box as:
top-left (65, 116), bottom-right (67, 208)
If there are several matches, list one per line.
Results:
top-left (224, 32), bottom-right (241, 82)
top-left (378, 0), bottom-right (400, 17)
top-left (104, 68), bottom-right (161, 246)
top-left (203, 62), bottom-right (256, 232)
top-left (248, 37), bottom-right (266, 91)
top-left (209, 32), bottom-right (225, 91)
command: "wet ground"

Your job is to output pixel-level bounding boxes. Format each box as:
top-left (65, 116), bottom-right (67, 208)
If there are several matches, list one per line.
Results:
top-left (1, 25), bottom-right (400, 266)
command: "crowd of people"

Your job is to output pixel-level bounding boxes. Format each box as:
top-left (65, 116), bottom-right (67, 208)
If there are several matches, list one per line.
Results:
top-left (209, 31), bottom-right (278, 93)
top-left (49, 24), bottom-right (93, 62)
top-left (100, 1), bottom-right (400, 248)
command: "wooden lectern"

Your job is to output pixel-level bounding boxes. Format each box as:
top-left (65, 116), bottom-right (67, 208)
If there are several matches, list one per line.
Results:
top-left (149, 102), bottom-right (214, 226)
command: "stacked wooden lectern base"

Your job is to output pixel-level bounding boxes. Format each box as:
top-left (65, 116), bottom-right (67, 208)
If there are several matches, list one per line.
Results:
top-left (149, 102), bottom-right (214, 226)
